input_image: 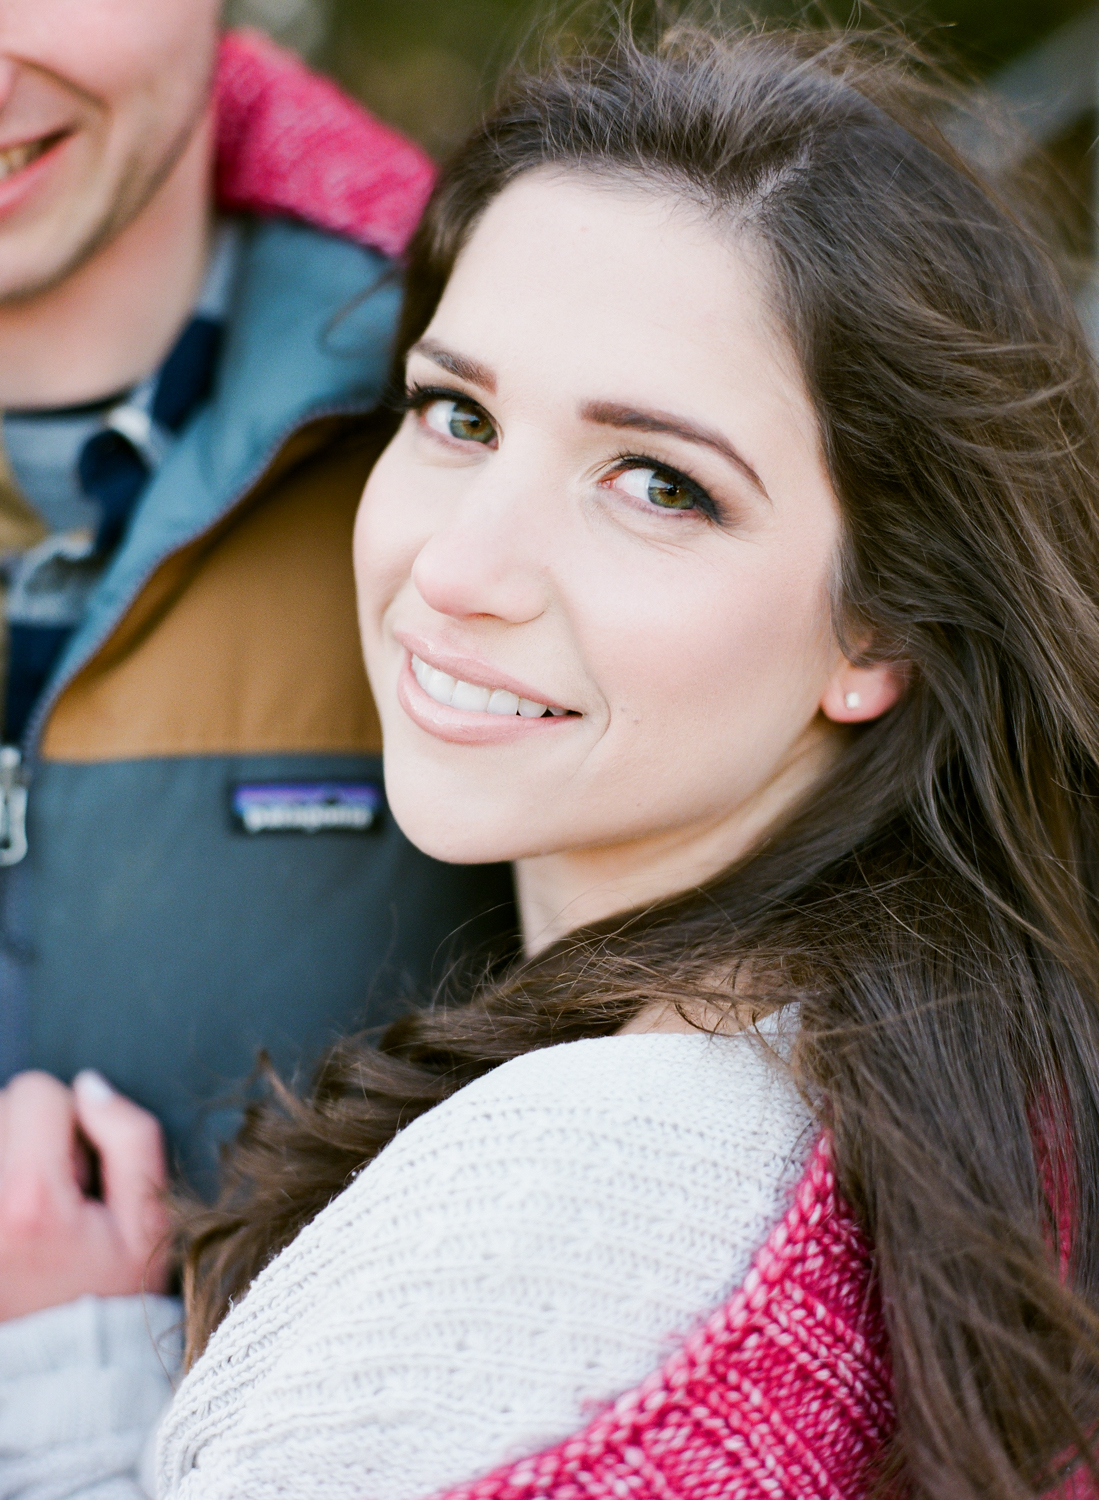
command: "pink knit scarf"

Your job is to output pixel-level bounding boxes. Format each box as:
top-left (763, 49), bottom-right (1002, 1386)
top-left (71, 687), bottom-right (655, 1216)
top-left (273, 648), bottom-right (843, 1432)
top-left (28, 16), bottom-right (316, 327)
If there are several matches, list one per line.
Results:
top-left (437, 1135), bottom-right (895, 1500)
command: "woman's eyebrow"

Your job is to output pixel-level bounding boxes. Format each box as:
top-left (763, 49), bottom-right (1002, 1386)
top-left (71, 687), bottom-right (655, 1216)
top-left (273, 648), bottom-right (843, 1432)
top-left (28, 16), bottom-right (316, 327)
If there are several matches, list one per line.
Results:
top-left (408, 338), bottom-right (497, 394)
top-left (580, 399), bottom-right (769, 499)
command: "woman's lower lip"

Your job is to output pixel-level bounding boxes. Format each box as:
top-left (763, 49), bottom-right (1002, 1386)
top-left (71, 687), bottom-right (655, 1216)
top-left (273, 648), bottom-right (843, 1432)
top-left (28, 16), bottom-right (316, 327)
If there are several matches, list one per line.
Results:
top-left (0, 134), bottom-right (74, 222)
top-left (397, 657), bottom-right (578, 745)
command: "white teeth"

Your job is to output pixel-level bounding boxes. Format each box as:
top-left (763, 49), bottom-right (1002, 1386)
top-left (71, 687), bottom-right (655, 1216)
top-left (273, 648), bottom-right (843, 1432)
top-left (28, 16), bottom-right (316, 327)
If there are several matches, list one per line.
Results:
top-left (487, 689), bottom-right (520, 715)
top-left (426, 666), bottom-right (456, 702)
top-left (451, 679), bottom-right (491, 712)
top-left (411, 654), bottom-right (566, 719)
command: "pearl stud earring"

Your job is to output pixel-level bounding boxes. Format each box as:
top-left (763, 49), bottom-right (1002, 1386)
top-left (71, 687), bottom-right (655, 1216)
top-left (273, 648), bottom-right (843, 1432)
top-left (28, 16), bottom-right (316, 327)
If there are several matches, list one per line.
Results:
top-left (844, 691), bottom-right (861, 710)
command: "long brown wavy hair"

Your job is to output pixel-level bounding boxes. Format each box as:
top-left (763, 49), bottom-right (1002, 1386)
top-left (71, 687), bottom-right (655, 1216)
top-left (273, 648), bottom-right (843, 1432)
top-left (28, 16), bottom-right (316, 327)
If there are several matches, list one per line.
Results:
top-left (181, 17), bottom-right (1099, 1497)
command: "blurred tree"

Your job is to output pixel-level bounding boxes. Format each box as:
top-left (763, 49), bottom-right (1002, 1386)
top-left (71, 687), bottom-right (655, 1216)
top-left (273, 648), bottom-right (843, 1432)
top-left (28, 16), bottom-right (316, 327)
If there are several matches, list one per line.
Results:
top-left (225, 0), bottom-right (1097, 155)
top-left (225, 0), bottom-right (332, 60)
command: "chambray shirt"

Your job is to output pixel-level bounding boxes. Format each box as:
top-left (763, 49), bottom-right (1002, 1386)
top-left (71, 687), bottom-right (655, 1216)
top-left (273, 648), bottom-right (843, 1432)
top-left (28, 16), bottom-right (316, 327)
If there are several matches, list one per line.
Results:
top-left (1, 224), bottom-right (242, 646)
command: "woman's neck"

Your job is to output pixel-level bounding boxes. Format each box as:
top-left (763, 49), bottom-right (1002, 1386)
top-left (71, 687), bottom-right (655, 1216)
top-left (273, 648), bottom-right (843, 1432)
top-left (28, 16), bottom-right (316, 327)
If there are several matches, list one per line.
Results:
top-left (514, 720), bottom-right (839, 956)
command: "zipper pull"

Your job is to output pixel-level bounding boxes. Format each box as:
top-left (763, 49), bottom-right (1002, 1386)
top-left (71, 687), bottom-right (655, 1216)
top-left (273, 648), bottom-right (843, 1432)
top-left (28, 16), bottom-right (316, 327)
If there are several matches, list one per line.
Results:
top-left (0, 747), bottom-right (28, 866)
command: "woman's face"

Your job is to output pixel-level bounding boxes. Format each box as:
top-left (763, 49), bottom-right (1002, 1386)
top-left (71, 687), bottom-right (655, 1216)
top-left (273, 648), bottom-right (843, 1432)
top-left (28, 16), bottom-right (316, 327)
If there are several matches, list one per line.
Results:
top-left (356, 172), bottom-right (896, 904)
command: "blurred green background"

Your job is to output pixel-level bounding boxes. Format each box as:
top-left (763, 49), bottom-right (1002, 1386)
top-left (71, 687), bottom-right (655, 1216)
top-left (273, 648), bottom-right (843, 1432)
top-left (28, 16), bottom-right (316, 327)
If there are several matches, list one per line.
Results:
top-left (224, 0), bottom-right (1097, 156)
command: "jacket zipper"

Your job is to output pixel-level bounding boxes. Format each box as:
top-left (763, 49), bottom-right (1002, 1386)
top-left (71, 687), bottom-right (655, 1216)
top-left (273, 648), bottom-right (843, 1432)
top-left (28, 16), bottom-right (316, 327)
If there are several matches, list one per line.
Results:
top-left (0, 746), bottom-right (27, 866)
top-left (0, 400), bottom-right (374, 867)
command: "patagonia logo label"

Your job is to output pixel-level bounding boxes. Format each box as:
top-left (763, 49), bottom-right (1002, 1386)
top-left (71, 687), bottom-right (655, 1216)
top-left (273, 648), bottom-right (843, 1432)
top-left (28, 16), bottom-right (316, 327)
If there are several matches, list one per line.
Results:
top-left (232, 782), bottom-right (383, 835)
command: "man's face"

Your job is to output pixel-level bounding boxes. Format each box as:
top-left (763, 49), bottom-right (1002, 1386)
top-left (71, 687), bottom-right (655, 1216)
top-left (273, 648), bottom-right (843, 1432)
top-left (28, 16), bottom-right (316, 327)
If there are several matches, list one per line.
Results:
top-left (0, 0), bottom-right (220, 303)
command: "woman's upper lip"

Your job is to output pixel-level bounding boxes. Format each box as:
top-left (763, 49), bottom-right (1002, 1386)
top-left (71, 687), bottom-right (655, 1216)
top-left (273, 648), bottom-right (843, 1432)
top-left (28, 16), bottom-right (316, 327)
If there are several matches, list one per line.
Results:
top-left (394, 630), bottom-right (574, 713)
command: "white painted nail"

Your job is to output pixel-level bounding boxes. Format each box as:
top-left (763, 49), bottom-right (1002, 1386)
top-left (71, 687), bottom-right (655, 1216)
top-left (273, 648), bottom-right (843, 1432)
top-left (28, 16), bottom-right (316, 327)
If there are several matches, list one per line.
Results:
top-left (74, 1069), bottom-right (114, 1105)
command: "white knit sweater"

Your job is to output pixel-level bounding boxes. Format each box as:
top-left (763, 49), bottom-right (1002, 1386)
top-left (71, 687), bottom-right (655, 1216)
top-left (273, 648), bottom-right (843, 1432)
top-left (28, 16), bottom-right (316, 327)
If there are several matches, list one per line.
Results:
top-left (158, 1031), bottom-right (812, 1500)
top-left (0, 1030), bottom-right (811, 1500)
top-left (0, 1293), bottom-right (181, 1500)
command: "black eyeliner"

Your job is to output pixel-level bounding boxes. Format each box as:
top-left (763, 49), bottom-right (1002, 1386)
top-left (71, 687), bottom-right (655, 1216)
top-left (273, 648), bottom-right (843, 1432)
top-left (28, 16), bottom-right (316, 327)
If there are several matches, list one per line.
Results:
top-left (394, 381), bottom-right (482, 415)
top-left (606, 450), bottom-right (722, 523)
top-left (395, 393), bottom-right (721, 521)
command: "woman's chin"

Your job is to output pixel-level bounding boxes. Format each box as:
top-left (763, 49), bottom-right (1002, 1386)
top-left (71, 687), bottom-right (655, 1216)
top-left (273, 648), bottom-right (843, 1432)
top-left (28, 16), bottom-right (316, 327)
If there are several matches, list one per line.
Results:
top-left (383, 786), bottom-right (529, 868)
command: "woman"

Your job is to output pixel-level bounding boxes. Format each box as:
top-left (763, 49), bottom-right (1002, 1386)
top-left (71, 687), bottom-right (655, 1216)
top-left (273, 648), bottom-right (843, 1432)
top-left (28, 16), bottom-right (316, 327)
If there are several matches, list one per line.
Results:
top-left (4, 17), bottom-right (1099, 1500)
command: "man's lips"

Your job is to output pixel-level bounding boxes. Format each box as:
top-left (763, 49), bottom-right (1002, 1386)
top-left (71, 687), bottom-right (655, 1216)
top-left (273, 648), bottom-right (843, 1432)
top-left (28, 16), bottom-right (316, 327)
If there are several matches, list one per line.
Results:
top-left (0, 129), bottom-right (71, 183)
top-left (0, 128), bottom-right (76, 222)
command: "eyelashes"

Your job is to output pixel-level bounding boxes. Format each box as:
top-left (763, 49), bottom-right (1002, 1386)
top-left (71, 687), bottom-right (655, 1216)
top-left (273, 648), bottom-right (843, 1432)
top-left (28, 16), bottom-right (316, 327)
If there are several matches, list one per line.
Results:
top-left (602, 452), bottom-right (720, 521)
top-left (393, 381), bottom-right (467, 416)
top-left (399, 382), bottom-right (722, 523)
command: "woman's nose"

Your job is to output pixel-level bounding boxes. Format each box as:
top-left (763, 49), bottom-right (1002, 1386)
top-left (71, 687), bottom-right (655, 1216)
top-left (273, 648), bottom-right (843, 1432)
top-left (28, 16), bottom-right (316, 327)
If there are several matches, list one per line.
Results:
top-left (411, 467), bottom-right (553, 625)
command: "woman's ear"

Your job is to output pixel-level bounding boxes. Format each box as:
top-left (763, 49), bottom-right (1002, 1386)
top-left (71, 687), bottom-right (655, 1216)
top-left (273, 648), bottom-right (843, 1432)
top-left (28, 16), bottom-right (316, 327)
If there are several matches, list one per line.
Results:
top-left (819, 660), bottom-right (907, 724)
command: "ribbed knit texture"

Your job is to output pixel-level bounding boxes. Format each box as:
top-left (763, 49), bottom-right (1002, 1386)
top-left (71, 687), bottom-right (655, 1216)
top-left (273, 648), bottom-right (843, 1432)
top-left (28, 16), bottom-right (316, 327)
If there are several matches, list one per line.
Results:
top-left (215, 29), bottom-right (436, 258)
top-left (158, 1033), bottom-right (814, 1500)
top-left (434, 1134), bottom-right (895, 1500)
top-left (0, 1294), bottom-right (181, 1500)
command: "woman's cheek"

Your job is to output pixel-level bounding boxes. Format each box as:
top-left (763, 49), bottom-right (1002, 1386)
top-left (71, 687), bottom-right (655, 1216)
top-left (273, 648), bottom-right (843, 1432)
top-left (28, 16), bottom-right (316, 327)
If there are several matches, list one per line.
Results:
top-left (353, 477), bottom-right (411, 704)
top-left (600, 560), bottom-right (828, 758)
top-left (355, 454), bottom-right (421, 622)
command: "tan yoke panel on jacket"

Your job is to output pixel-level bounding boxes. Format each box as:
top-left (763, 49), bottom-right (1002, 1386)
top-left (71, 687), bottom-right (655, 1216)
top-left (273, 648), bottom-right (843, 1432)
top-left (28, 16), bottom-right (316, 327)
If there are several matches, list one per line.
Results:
top-left (41, 422), bottom-right (384, 762)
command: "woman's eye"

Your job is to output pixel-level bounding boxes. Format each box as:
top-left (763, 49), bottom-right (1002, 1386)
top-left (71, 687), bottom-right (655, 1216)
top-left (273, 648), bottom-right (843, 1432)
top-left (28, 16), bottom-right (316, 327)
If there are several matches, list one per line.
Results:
top-left (609, 465), bottom-right (701, 511)
top-left (421, 397), bottom-right (496, 446)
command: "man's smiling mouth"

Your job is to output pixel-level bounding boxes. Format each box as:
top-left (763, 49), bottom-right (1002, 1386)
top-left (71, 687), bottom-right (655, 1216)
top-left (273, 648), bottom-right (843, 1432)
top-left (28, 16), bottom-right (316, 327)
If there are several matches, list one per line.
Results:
top-left (411, 653), bottom-right (570, 719)
top-left (0, 131), bottom-right (69, 183)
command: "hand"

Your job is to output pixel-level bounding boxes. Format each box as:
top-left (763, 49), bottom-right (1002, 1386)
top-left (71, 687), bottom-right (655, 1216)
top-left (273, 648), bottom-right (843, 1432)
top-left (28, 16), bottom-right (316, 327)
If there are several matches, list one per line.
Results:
top-left (0, 1069), bottom-right (171, 1320)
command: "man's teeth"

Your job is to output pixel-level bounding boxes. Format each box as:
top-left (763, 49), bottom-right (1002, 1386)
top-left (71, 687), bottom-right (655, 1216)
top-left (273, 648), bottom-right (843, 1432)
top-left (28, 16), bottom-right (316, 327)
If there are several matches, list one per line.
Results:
top-left (0, 138), bottom-right (49, 182)
top-left (411, 655), bottom-right (567, 718)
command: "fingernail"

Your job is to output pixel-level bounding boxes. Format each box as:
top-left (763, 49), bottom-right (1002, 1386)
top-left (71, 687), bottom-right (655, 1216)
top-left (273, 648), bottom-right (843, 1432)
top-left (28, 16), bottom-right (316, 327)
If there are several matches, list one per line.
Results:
top-left (74, 1069), bottom-right (114, 1105)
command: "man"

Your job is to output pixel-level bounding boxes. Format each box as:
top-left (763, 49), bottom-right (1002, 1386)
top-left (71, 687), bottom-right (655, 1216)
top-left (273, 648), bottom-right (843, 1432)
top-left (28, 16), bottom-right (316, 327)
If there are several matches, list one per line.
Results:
top-left (0, 4), bottom-right (513, 1191)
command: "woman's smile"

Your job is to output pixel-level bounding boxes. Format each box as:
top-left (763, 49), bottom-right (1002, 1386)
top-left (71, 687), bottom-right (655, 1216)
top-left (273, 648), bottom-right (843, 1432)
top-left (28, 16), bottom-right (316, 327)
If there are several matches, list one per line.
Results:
top-left (397, 639), bottom-right (580, 746)
top-left (412, 653), bottom-right (566, 716)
